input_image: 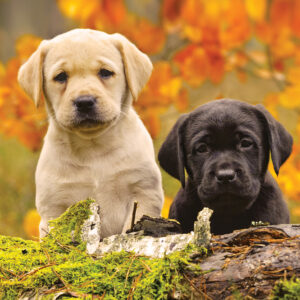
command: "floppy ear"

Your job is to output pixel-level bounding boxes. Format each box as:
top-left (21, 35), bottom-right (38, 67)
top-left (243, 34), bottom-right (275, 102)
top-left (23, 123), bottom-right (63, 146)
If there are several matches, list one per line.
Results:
top-left (158, 114), bottom-right (189, 188)
top-left (18, 40), bottom-right (47, 107)
top-left (112, 33), bottom-right (153, 101)
top-left (255, 104), bottom-right (293, 175)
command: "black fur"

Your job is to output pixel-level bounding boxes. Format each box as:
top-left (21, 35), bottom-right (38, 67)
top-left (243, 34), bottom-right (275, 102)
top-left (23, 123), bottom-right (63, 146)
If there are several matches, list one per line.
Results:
top-left (158, 99), bottom-right (292, 234)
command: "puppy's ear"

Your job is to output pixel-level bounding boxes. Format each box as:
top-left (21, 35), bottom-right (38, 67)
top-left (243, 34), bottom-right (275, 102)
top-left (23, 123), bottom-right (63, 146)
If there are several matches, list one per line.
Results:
top-left (158, 114), bottom-right (189, 188)
top-left (112, 33), bottom-right (153, 101)
top-left (18, 40), bottom-right (48, 107)
top-left (255, 104), bottom-right (293, 175)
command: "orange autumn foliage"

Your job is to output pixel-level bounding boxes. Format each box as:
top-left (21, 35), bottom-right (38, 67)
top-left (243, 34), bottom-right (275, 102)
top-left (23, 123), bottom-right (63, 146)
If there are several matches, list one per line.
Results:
top-left (0, 35), bottom-right (47, 151)
top-left (1, 0), bottom-right (300, 212)
top-left (57, 0), bottom-right (165, 54)
top-left (174, 44), bottom-right (225, 86)
top-left (135, 61), bottom-right (187, 137)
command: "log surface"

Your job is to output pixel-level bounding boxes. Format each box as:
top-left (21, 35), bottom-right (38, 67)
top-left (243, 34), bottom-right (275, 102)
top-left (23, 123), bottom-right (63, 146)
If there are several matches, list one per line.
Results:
top-left (5, 198), bottom-right (299, 300)
top-left (189, 224), bottom-right (300, 299)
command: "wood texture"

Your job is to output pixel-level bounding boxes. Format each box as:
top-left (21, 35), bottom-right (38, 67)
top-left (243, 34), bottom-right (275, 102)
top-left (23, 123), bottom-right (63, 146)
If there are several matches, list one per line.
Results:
top-left (185, 225), bottom-right (300, 299)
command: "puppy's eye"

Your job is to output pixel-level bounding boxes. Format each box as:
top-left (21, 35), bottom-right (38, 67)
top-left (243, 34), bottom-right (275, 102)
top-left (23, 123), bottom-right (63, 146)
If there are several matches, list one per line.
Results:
top-left (53, 72), bottom-right (68, 83)
top-left (196, 143), bottom-right (208, 153)
top-left (240, 139), bottom-right (253, 148)
top-left (98, 69), bottom-right (114, 79)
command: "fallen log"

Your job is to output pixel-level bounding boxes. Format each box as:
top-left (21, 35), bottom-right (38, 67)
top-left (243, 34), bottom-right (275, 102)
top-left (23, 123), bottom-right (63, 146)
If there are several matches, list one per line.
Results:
top-left (197, 225), bottom-right (300, 299)
top-left (0, 198), bottom-right (299, 299)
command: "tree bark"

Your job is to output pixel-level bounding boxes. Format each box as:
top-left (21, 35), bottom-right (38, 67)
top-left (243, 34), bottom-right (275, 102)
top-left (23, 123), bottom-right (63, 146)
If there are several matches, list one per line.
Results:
top-left (186, 225), bottom-right (300, 299)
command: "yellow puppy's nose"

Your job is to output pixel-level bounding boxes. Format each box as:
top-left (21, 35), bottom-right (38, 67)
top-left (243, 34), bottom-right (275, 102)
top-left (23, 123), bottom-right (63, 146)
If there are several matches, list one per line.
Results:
top-left (73, 95), bottom-right (97, 112)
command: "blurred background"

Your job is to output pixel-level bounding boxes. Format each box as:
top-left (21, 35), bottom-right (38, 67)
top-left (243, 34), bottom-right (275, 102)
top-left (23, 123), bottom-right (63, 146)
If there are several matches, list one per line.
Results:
top-left (1, 0), bottom-right (300, 239)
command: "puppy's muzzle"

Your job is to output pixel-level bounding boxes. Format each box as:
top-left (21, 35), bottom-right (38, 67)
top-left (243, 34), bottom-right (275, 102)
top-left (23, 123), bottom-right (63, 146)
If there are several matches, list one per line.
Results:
top-left (199, 161), bottom-right (247, 199)
top-left (72, 94), bottom-right (102, 128)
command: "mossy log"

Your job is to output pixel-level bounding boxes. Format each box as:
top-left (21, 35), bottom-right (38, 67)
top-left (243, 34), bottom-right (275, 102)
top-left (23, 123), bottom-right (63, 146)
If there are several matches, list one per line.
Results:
top-left (0, 199), bottom-right (299, 299)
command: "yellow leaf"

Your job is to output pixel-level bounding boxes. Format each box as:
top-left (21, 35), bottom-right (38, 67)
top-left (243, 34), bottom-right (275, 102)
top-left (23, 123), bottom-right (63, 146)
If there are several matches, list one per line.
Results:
top-left (159, 77), bottom-right (182, 98)
top-left (279, 86), bottom-right (300, 108)
top-left (245, 0), bottom-right (266, 21)
top-left (57, 0), bottom-right (98, 22)
top-left (203, 0), bottom-right (229, 18)
top-left (161, 196), bottom-right (173, 218)
top-left (23, 209), bottom-right (41, 238)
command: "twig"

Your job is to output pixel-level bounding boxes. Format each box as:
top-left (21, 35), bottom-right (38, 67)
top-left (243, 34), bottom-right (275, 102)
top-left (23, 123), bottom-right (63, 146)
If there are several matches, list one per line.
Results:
top-left (52, 268), bottom-right (71, 290)
top-left (41, 245), bottom-right (52, 264)
top-left (130, 201), bottom-right (138, 230)
top-left (183, 273), bottom-right (213, 300)
top-left (125, 255), bottom-right (137, 288)
top-left (139, 259), bottom-right (152, 273)
top-left (110, 255), bottom-right (134, 280)
top-left (0, 266), bottom-right (17, 278)
top-left (46, 232), bottom-right (89, 256)
top-left (76, 278), bottom-right (96, 289)
top-left (18, 263), bottom-right (56, 281)
top-left (262, 266), bottom-right (293, 277)
top-left (42, 286), bottom-right (66, 295)
top-left (51, 269), bottom-right (93, 299)
top-left (127, 272), bottom-right (143, 300)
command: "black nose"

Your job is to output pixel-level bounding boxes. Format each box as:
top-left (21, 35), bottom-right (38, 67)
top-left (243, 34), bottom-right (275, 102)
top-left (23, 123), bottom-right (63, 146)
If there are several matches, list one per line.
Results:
top-left (73, 95), bottom-right (96, 112)
top-left (216, 169), bottom-right (236, 183)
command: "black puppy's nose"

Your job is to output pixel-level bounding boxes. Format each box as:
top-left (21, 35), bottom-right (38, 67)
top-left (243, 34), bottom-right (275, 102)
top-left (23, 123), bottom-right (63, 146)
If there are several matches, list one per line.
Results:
top-left (73, 95), bottom-right (96, 112)
top-left (216, 169), bottom-right (236, 183)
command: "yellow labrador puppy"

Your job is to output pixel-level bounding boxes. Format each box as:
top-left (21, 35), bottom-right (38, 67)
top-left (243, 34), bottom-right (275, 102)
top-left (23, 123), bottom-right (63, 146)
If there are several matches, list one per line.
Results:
top-left (18, 29), bottom-right (164, 238)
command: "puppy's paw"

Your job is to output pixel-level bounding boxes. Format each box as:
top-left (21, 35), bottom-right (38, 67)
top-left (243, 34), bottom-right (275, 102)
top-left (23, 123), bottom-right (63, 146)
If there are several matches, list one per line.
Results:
top-left (39, 219), bottom-right (50, 239)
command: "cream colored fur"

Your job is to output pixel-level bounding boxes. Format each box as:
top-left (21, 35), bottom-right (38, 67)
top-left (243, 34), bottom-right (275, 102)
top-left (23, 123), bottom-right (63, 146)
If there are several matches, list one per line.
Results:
top-left (18, 29), bottom-right (164, 238)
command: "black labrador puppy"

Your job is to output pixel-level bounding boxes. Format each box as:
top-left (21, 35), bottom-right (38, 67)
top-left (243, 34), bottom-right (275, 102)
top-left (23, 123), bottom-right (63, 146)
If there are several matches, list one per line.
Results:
top-left (158, 99), bottom-right (292, 234)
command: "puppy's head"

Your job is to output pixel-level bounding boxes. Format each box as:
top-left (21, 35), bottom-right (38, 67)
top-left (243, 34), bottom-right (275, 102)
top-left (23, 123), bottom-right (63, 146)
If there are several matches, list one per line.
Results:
top-left (18, 29), bottom-right (152, 136)
top-left (159, 99), bottom-right (293, 214)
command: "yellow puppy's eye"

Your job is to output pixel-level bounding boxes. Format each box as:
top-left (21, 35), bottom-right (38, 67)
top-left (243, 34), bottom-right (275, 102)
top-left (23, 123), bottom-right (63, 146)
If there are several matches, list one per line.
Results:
top-left (98, 68), bottom-right (114, 79)
top-left (53, 72), bottom-right (68, 83)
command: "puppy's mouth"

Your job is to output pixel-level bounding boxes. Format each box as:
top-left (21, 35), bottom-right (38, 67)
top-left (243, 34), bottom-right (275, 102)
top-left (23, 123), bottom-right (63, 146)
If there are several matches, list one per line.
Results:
top-left (202, 193), bottom-right (253, 212)
top-left (73, 117), bottom-right (105, 128)
top-left (198, 185), bottom-right (258, 213)
top-left (72, 114), bottom-right (118, 131)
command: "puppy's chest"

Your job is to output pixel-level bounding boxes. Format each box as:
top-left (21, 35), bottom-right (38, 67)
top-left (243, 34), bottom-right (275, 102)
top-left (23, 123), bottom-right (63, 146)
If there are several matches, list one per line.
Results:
top-left (65, 157), bottom-right (127, 194)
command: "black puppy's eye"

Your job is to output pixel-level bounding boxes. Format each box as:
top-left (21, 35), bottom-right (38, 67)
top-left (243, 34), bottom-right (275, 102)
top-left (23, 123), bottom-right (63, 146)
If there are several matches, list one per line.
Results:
top-left (98, 68), bottom-right (114, 79)
top-left (196, 143), bottom-right (208, 153)
top-left (53, 72), bottom-right (68, 83)
top-left (240, 139), bottom-right (253, 148)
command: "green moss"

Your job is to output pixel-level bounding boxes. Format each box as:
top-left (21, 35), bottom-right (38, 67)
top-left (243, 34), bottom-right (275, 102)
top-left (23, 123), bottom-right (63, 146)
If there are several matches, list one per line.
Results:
top-left (0, 198), bottom-right (207, 299)
top-left (271, 278), bottom-right (300, 300)
top-left (43, 197), bottom-right (94, 251)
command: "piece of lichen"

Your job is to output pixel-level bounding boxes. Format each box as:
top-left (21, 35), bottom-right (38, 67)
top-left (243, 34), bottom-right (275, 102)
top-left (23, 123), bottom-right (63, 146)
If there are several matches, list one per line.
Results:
top-left (0, 199), bottom-right (207, 299)
top-left (271, 277), bottom-right (300, 300)
top-left (251, 221), bottom-right (270, 227)
top-left (193, 207), bottom-right (213, 247)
